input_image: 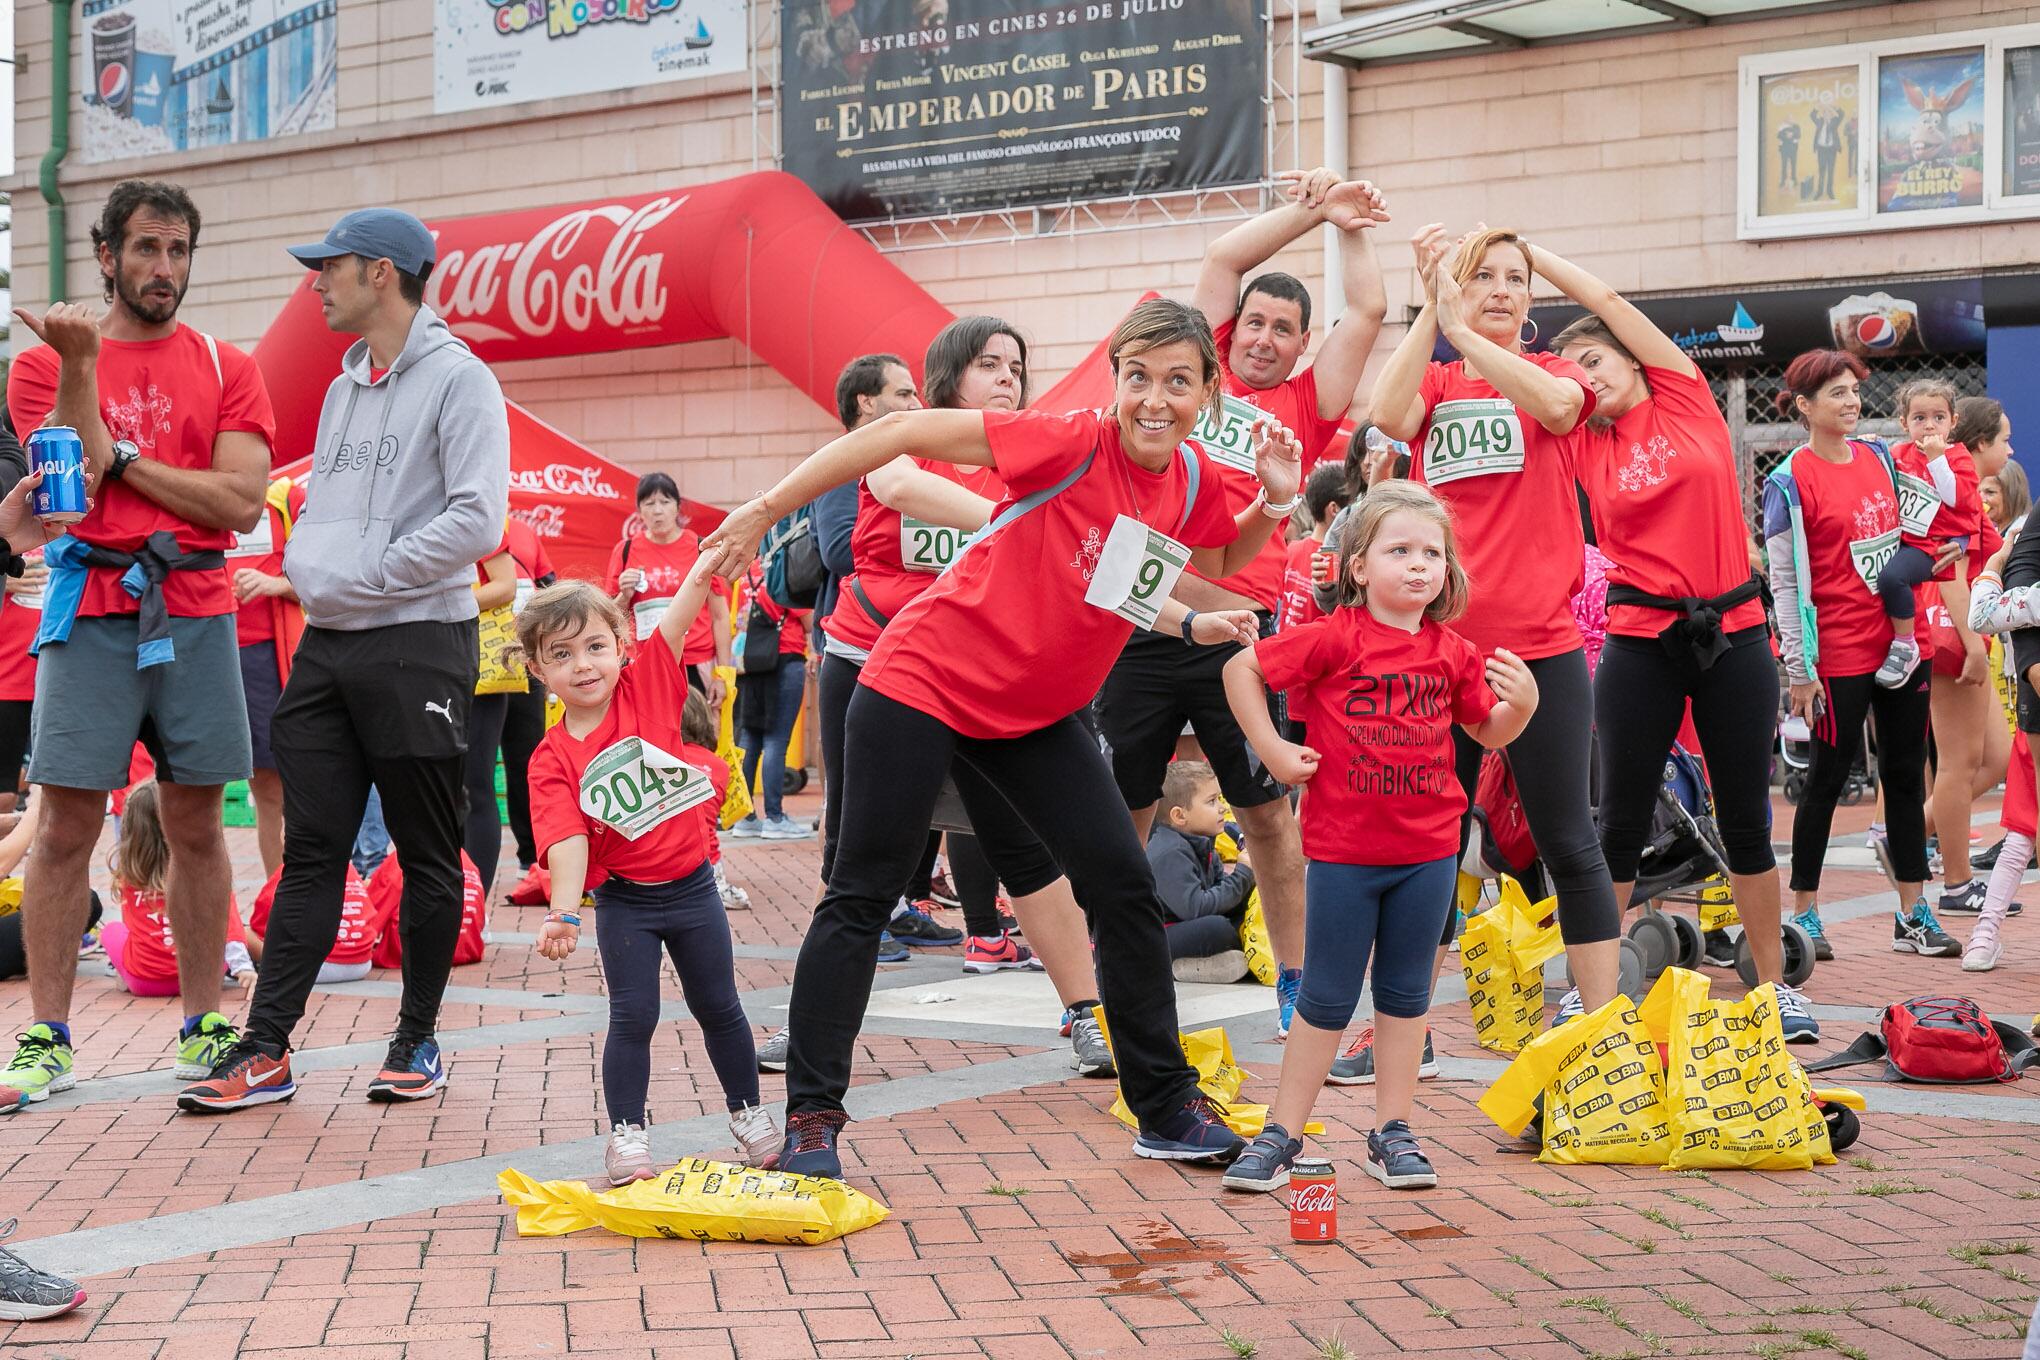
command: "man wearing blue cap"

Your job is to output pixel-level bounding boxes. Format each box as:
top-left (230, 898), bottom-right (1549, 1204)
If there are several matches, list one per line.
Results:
top-left (180, 208), bottom-right (510, 1113)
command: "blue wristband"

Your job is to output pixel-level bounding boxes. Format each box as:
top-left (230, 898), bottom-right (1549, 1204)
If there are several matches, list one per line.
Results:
top-left (553, 912), bottom-right (581, 928)
top-left (1181, 609), bottom-right (1199, 643)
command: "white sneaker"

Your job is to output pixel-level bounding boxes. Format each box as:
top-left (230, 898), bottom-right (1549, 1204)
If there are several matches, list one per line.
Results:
top-left (729, 1103), bottom-right (781, 1167)
top-left (713, 861), bottom-right (750, 909)
top-left (761, 815), bottom-right (814, 841)
top-left (1552, 988), bottom-right (1585, 1026)
top-left (1964, 918), bottom-right (2004, 972)
top-left (1171, 950), bottom-right (1249, 984)
top-left (1875, 637), bottom-right (1921, 688)
top-left (729, 816), bottom-right (764, 839)
top-left (605, 1120), bottom-right (656, 1186)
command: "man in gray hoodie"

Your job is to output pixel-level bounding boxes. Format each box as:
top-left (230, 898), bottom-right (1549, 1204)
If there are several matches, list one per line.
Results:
top-left (179, 209), bottom-right (510, 1113)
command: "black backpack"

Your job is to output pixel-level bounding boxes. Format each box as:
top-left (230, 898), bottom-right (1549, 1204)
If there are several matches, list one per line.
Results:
top-left (762, 505), bottom-right (824, 610)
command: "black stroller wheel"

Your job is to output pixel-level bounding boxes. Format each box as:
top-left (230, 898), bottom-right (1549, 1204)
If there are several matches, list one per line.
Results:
top-left (1627, 911), bottom-right (1678, 977)
top-left (1617, 936), bottom-right (1647, 1001)
top-left (1784, 771), bottom-right (1806, 804)
top-left (1823, 1103), bottom-right (1861, 1153)
top-left (1668, 912), bottom-right (1705, 970)
top-left (782, 767), bottom-right (809, 795)
top-left (1734, 923), bottom-right (1818, 988)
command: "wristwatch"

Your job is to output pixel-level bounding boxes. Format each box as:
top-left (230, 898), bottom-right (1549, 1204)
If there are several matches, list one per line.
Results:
top-left (106, 439), bottom-right (140, 482)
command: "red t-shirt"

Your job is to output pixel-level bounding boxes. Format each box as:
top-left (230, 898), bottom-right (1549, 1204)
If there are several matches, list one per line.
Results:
top-left (602, 532), bottom-right (723, 665)
top-left (1787, 441), bottom-right (1914, 679)
top-left (527, 629), bottom-right (715, 883)
top-left (861, 409), bottom-right (1240, 739)
top-left (1891, 439), bottom-right (1984, 575)
top-left (682, 740), bottom-right (731, 863)
top-left (1184, 318), bottom-right (1347, 611)
top-left (367, 852), bottom-right (487, 968)
top-left (1279, 536), bottom-right (1324, 631)
top-left (1572, 367), bottom-right (1765, 641)
top-left (7, 327), bottom-right (277, 619)
top-left (229, 482), bottom-right (307, 647)
top-left (115, 884), bottom-right (246, 986)
top-left (250, 864), bottom-right (386, 966)
top-left (0, 549), bottom-right (45, 702)
top-left (823, 459), bottom-right (1007, 654)
top-left (1413, 356), bottom-right (1596, 658)
top-left (1255, 607), bottom-right (1494, 865)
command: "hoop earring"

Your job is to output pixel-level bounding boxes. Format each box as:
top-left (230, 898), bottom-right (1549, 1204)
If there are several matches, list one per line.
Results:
top-left (1520, 318), bottom-right (1540, 347)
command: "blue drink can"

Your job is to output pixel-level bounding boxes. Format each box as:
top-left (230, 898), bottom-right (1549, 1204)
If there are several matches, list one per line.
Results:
top-left (29, 427), bottom-right (88, 525)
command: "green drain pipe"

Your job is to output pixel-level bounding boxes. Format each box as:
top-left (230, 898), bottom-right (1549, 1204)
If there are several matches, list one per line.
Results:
top-left (40, 0), bottom-right (73, 303)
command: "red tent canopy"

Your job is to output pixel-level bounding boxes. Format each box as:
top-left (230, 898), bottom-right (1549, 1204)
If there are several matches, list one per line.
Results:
top-left (272, 402), bottom-right (723, 585)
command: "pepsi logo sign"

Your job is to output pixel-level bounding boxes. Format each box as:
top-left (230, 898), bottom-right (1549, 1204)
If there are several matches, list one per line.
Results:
top-left (1855, 314), bottom-right (1900, 350)
top-left (99, 61), bottom-right (131, 105)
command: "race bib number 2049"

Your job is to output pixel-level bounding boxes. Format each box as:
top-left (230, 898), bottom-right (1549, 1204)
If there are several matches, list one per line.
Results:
top-left (1423, 398), bottom-right (1525, 486)
top-left (579, 736), bottom-right (715, 840)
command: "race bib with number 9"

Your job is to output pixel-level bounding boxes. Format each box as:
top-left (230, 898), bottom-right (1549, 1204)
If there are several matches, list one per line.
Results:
top-left (1850, 528), bottom-right (1901, 596)
top-left (900, 517), bottom-right (965, 573)
top-left (579, 735), bottom-right (715, 840)
top-left (1083, 515), bottom-right (1191, 631)
top-left (1189, 393), bottom-right (1271, 476)
top-left (1423, 398), bottom-right (1525, 486)
top-left (1894, 471), bottom-right (1938, 538)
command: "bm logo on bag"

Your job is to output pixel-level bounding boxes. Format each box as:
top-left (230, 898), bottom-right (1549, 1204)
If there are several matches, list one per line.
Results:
top-left (1620, 1091), bottom-right (1660, 1117)
top-left (1573, 1092), bottom-right (1613, 1120)
top-left (1692, 1033), bottom-right (1731, 1060)
top-left (1602, 1060), bottom-right (1647, 1088)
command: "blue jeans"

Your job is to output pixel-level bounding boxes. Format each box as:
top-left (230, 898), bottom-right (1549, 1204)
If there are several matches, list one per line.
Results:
top-left (740, 658), bottom-right (807, 820)
top-left (1295, 857), bottom-right (1457, 1030)
top-left (352, 785), bottom-right (390, 877)
top-left (593, 864), bottom-right (759, 1125)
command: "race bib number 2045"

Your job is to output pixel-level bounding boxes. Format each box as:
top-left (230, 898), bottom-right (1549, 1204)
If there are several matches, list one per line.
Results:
top-left (579, 736), bottom-right (715, 840)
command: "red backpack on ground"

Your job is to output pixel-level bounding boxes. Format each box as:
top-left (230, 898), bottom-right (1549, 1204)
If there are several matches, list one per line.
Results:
top-left (1809, 996), bottom-right (2039, 1084)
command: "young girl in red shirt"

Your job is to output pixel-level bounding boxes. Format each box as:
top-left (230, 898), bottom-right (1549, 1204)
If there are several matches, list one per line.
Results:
top-left (1218, 482), bottom-right (1535, 1194)
top-left (520, 559), bottom-right (777, 1186)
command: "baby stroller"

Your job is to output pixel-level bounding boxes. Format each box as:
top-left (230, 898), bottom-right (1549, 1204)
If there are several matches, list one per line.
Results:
top-left (1625, 744), bottom-right (1816, 990)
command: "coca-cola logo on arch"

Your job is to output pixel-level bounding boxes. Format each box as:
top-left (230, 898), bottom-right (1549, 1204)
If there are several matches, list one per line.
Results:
top-left (425, 196), bottom-right (690, 349)
top-left (511, 504), bottom-right (568, 539)
top-left (508, 464), bottom-right (624, 500)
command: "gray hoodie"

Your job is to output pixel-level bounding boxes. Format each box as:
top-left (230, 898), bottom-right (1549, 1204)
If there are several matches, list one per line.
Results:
top-left (285, 306), bottom-right (510, 631)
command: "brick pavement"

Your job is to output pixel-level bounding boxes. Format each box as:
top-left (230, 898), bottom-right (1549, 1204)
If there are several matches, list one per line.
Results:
top-left (2, 789), bottom-right (2038, 1359)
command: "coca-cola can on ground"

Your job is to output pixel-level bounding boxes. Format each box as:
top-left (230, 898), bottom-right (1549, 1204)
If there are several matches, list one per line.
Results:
top-left (1289, 1158), bottom-right (1337, 1242)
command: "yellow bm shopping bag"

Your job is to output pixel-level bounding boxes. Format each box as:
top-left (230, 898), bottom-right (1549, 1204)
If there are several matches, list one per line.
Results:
top-left (500, 1159), bottom-right (889, 1244)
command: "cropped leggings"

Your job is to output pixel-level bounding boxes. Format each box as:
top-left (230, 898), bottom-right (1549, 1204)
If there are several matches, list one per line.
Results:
top-left (1595, 627), bottom-right (1779, 884)
top-left (1453, 648), bottom-right (1619, 946)
top-left (1789, 665), bottom-right (1931, 893)
top-left (1294, 858), bottom-right (1457, 1031)
top-left (593, 864), bottom-right (758, 1126)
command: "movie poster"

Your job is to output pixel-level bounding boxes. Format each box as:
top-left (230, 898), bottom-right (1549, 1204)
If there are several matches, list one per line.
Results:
top-left (1877, 48), bottom-right (1986, 213)
top-left (77, 0), bottom-right (337, 163)
top-left (2006, 46), bottom-right (2040, 198)
top-left (780, 0), bottom-right (1266, 222)
top-left (1757, 65), bottom-right (1859, 217)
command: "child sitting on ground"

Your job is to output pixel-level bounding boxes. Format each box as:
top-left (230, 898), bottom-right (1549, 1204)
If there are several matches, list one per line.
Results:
top-left (1146, 761), bottom-right (1256, 984)
top-left (521, 557), bottom-right (778, 1187)
top-left (248, 863), bottom-right (387, 986)
top-left (96, 782), bottom-right (255, 1077)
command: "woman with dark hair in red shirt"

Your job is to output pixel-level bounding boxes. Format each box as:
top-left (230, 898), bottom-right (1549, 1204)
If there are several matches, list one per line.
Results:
top-left (1536, 249), bottom-right (1805, 1036)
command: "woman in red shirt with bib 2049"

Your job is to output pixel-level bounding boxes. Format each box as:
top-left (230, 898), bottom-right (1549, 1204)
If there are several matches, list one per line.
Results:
top-left (705, 299), bottom-right (1301, 1181)
top-left (1368, 226), bottom-right (1620, 1019)
top-left (1534, 247), bottom-right (1811, 1038)
top-left (1762, 350), bottom-right (1958, 962)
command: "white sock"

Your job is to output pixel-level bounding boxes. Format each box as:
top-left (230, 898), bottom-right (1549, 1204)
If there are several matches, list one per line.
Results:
top-left (1981, 832), bottom-right (2033, 930)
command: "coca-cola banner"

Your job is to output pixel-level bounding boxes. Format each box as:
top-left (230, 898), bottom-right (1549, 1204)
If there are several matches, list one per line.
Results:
top-left (781, 0), bottom-right (1266, 222)
top-left (78, 0), bottom-right (337, 163)
top-left (435, 0), bottom-right (745, 114)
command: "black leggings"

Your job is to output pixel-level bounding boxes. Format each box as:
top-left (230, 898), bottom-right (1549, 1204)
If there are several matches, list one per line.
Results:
top-left (1790, 666), bottom-right (1931, 893)
top-left (1877, 544), bottom-right (1934, 621)
top-left (0, 699), bottom-right (31, 805)
top-left (818, 652), bottom-right (1052, 936)
top-left (463, 692), bottom-right (511, 898)
top-left (501, 683), bottom-right (548, 869)
top-left (1596, 628), bottom-right (1779, 884)
top-left (1453, 648), bottom-right (1618, 946)
top-left (790, 686), bottom-right (1196, 1124)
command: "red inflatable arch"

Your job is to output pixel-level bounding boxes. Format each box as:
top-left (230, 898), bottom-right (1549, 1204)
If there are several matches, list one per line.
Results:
top-left (251, 170), bottom-right (962, 458)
